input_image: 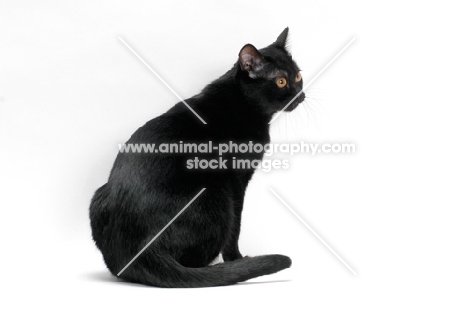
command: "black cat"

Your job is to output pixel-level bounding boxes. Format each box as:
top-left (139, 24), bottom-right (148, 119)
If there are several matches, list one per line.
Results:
top-left (90, 27), bottom-right (305, 287)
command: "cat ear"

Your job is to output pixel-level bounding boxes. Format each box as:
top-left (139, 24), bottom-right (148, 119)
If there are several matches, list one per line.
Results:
top-left (275, 27), bottom-right (289, 48)
top-left (238, 44), bottom-right (264, 78)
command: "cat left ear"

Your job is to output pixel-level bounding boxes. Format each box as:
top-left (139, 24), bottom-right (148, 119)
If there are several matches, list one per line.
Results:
top-left (238, 44), bottom-right (264, 78)
top-left (275, 27), bottom-right (289, 49)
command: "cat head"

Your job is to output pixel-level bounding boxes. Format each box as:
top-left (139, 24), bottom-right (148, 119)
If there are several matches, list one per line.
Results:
top-left (238, 27), bottom-right (305, 115)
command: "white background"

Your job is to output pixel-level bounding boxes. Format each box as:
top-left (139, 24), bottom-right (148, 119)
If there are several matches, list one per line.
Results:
top-left (1, 0), bottom-right (467, 310)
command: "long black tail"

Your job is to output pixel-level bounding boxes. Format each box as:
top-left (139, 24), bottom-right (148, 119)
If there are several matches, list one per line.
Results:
top-left (117, 252), bottom-right (291, 288)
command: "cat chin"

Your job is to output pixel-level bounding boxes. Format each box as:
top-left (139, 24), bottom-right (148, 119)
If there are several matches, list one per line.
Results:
top-left (284, 102), bottom-right (300, 112)
top-left (283, 94), bottom-right (305, 112)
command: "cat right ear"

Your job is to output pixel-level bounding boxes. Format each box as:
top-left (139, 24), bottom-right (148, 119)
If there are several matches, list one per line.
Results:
top-left (238, 44), bottom-right (264, 78)
top-left (275, 27), bottom-right (289, 48)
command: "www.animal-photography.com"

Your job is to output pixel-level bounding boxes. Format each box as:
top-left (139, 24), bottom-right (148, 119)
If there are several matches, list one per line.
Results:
top-left (1, 1), bottom-right (467, 310)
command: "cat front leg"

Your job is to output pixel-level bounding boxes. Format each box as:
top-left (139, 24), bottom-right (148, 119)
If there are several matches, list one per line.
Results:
top-left (222, 172), bottom-right (253, 262)
top-left (222, 206), bottom-right (243, 262)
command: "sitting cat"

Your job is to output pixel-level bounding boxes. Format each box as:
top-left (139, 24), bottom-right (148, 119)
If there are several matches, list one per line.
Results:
top-left (90, 27), bottom-right (305, 287)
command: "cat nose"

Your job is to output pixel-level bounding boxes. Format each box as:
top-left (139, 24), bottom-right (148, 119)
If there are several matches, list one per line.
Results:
top-left (294, 85), bottom-right (303, 94)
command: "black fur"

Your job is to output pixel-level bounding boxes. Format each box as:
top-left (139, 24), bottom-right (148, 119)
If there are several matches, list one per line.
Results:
top-left (90, 28), bottom-right (304, 287)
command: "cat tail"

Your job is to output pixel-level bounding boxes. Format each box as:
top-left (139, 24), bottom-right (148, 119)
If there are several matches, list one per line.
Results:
top-left (117, 252), bottom-right (291, 288)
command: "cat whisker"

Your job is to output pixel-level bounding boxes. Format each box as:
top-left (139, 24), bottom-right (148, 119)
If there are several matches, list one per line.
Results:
top-left (304, 87), bottom-right (325, 94)
top-left (303, 100), bottom-right (315, 124)
top-left (301, 98), bottom-right (323, 131)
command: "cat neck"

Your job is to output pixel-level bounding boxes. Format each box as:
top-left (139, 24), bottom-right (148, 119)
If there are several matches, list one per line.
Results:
top-left (198, 65), bottom-right (274, 124)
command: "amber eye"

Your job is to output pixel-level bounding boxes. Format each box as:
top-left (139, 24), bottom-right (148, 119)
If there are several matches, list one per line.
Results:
top-left (295, 72), bottom-right (302, 83)
top-left (276, 77), bottom-right (287, 88)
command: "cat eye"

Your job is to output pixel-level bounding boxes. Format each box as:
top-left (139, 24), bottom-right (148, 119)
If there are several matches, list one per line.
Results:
top-left (295, 72), bottom-right (302, 83)
top-left (276, 77), bottom-right (287, 88)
